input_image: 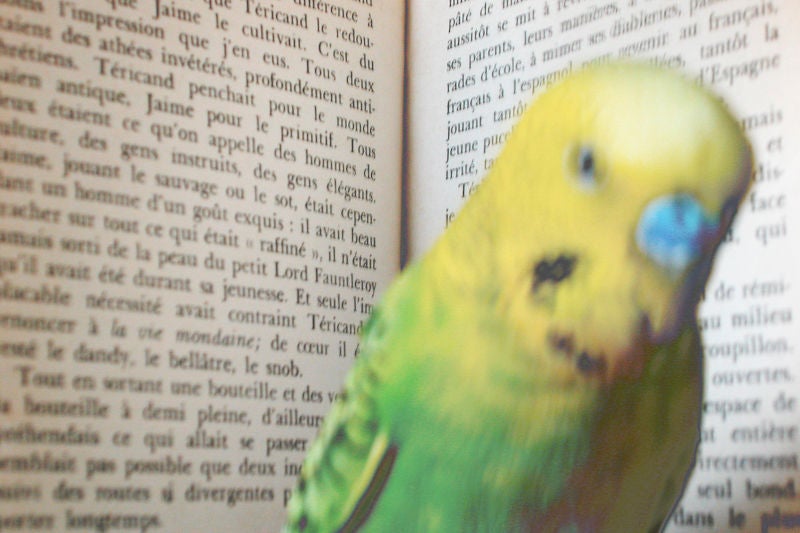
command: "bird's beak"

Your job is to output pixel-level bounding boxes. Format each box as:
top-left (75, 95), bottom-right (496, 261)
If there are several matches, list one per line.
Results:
top-left (635, 193), bottom-right (719, 276)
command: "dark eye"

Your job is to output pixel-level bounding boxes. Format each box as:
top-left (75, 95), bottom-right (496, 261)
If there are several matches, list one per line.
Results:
top-left (577, 146), bottom-right (597, 188)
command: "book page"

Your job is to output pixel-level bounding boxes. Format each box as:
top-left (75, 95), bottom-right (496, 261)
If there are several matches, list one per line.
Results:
top-left (407, 0), bottom-right (798, 530)
top-left (0, 1), bottom-right (403, 530)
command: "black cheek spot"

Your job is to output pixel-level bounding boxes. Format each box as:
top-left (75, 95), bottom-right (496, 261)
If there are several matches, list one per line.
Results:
top-left (548, 331), bottom-right (575, 355)
top-left (576, 351), bottom-right (607, 375)
top-left (533, 254), bottom-right (578, 289)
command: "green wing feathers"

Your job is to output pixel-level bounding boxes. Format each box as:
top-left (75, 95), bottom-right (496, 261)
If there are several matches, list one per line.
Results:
top-left (284, 313), bottom-right (395, 533)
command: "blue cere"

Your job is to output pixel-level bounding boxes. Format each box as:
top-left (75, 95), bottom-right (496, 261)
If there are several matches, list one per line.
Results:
top-left (636, 193), bottom-right (718, 273)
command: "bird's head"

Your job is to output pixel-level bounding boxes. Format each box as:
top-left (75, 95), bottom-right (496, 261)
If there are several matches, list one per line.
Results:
top-left (447, 62), bottom-right (752, 389)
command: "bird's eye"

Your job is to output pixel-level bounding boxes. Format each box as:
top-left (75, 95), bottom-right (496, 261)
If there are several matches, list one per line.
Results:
top-left (565, 144), bottom-right (600, 191)
top-left (576, 146), bottom-right (596, 188)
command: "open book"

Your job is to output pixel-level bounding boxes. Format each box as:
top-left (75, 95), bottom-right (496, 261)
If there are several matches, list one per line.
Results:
top-left (0, 1), bottom-right (796, 531)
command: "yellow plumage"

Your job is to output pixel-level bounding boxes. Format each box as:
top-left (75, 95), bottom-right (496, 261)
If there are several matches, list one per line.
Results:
top-left (286, 63), bottom-right (752, 532)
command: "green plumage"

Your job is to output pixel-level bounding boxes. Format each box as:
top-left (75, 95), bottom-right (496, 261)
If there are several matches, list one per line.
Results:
top-left (284, 63), bottom-right (752, 532)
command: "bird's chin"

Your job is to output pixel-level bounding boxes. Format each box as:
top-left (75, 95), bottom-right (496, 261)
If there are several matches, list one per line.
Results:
top-left (549, 310), bottom-right (684, 385)
top-left (545, 312), bottom-right (660, 385)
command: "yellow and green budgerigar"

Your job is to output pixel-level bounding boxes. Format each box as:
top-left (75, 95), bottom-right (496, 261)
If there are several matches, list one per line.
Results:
top-left (284, 63), bottom-right (752, 532)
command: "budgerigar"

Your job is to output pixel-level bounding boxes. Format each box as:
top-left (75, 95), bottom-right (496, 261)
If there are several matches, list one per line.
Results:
top-left (284, 63), bottom-right (752, 532)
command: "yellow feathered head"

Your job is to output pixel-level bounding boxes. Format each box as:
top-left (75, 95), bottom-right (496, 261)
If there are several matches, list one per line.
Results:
top-left (443, 62), bottom-right (752, 385)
